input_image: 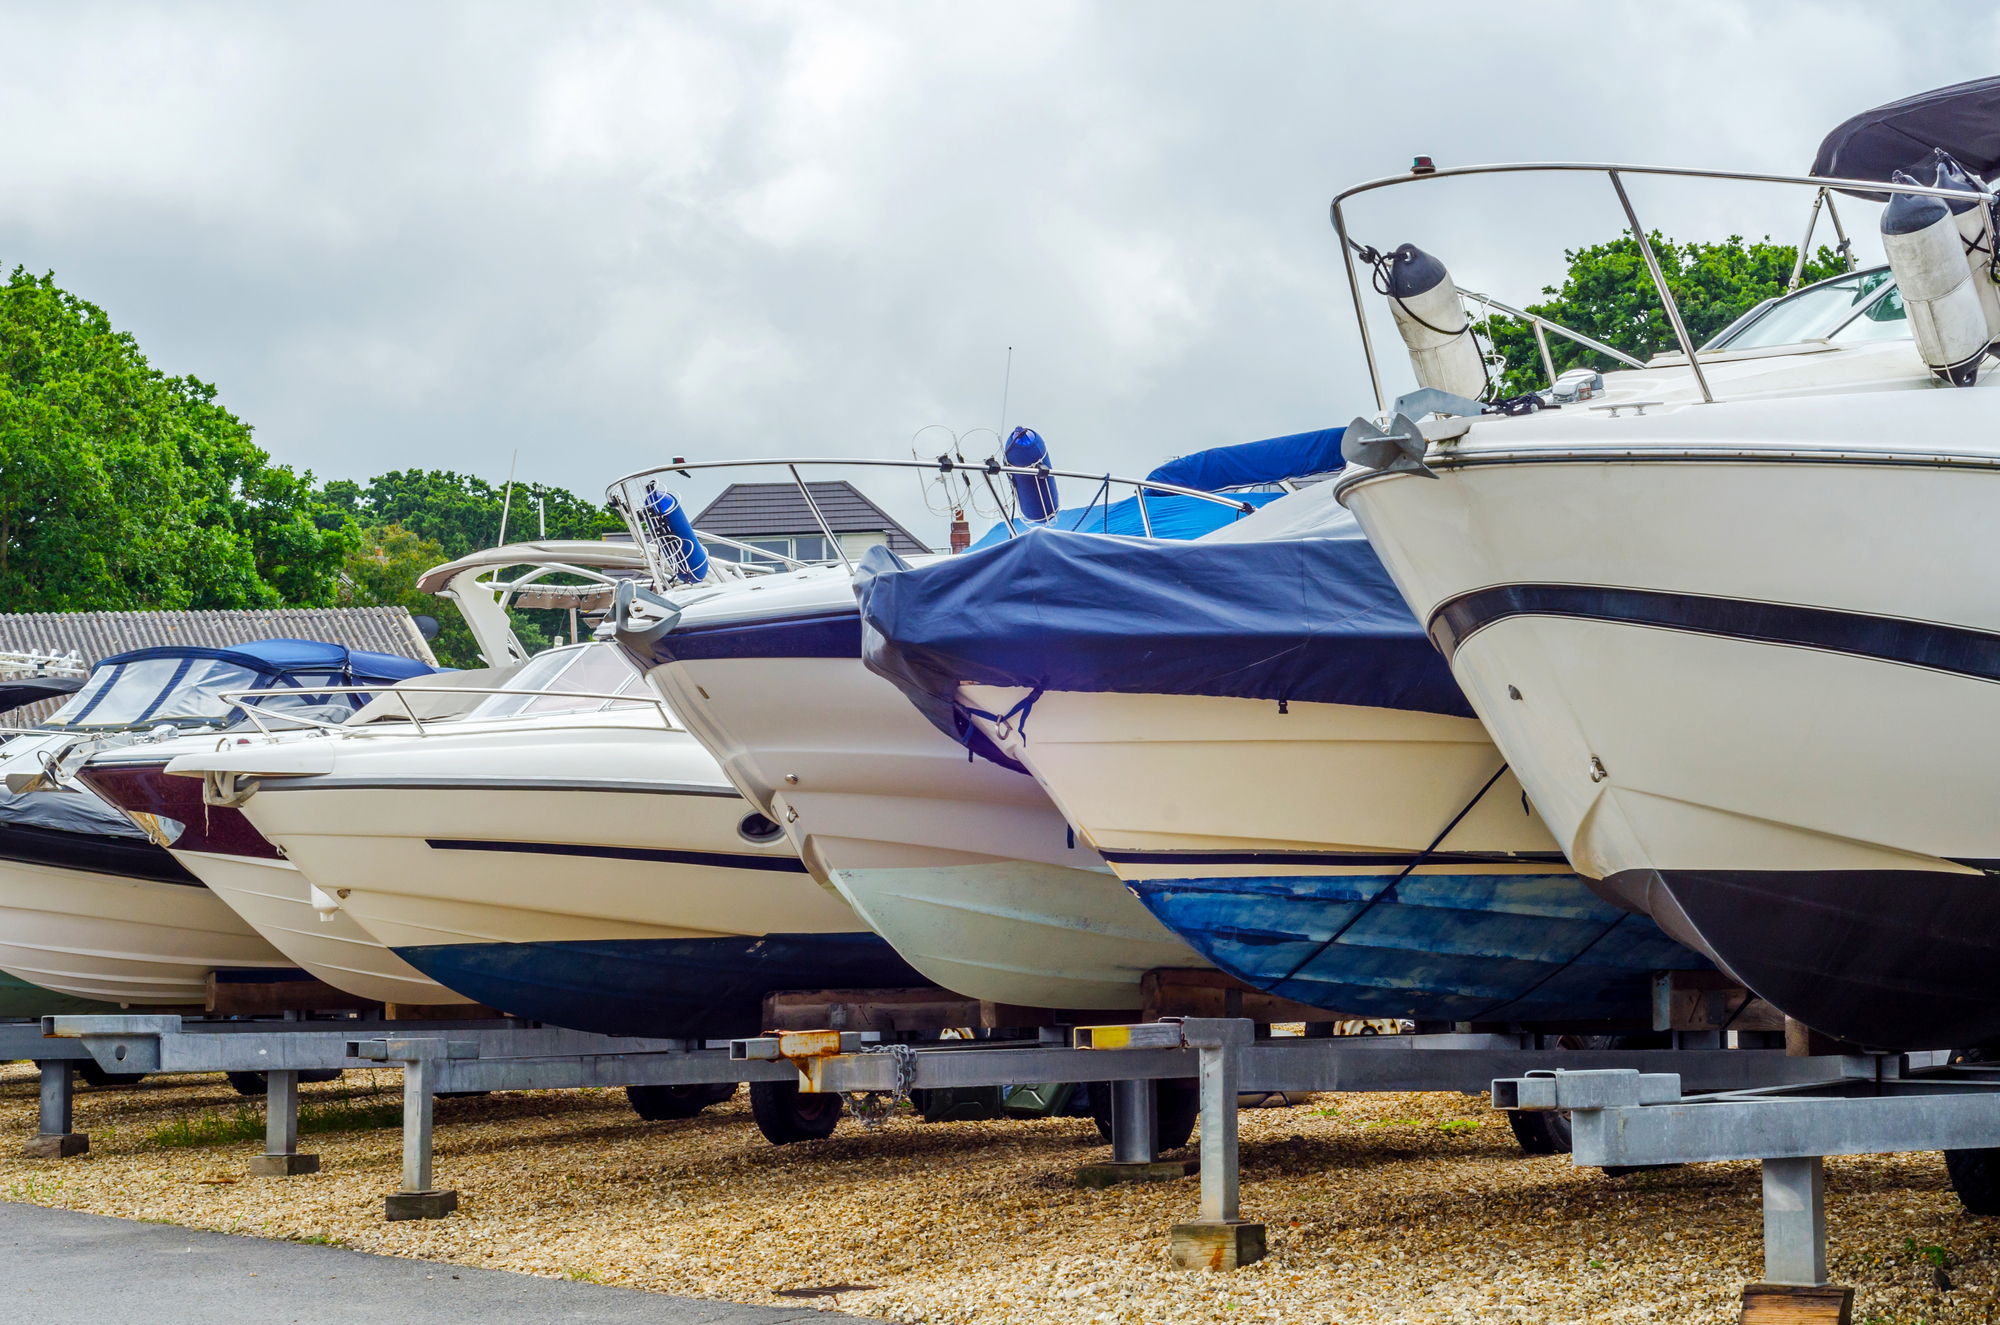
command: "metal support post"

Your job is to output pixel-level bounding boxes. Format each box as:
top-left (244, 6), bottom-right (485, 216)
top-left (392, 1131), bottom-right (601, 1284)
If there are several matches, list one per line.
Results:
top-left (1761, 1157), bottom-right (1827, 1286)
top-left (248, 1069), bottom-right (319, 1177)
top-left (22, 1062), bottom-right (86, 1158)
top-left (1111, 1079), bottom-right (1158, 1164)
top-left (1741, 1157), bottom-right (1854, 1321)
top-left (352, 1037), bottom-right (469, 1220)
top-left (1169, 1018), bottom-right (1264, 1271)
top-left (1076, 1074), bottom-right (1195, 1189)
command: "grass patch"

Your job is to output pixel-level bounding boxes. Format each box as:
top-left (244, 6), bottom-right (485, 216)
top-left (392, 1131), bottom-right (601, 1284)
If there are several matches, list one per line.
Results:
top-left (148, 1092), bottom-right (404, 1149)
top-left (1436, 1119), bottom-right (1479, 1135)
top-left (565, 1267), bottom-right (601, 1282)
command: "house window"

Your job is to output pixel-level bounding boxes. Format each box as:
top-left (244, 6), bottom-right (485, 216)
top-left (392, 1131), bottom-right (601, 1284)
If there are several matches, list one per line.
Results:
top-left (708, 533), bottom-right (835, 566)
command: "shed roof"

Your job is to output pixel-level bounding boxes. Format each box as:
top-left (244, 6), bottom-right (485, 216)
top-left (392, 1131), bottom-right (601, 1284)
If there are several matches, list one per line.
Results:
top-left (692, 481), bottom-right (931, 555)
top-left (0, 608), bottom-right (436, 726)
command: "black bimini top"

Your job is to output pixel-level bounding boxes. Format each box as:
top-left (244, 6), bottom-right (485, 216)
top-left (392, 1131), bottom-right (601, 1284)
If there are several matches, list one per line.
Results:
top-left (1815, 76), bottom-right (2000, 200)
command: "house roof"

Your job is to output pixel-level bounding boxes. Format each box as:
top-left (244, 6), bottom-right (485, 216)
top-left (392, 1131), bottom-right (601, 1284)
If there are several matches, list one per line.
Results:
top-left (0, 608), bottom-right (437, 726)
top-left (692, 481), bottom-right (932, 555)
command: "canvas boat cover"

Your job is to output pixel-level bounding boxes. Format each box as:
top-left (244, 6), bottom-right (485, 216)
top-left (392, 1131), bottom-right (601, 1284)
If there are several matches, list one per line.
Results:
top-left (967, 489), bottom-right (1287, 550)
top-left (967, 426), bottom-right (1346, 552)
top-left (1814, 76), bottom-right (2000, 200)
top-left (0, 786), bottom-right (149, 840)
top-left (42, 639), bottom-right (434, 731)
top-left (856, 487), bottom-right (1470, 763)
top-left (1145, 427), bottom-right (1346, 492)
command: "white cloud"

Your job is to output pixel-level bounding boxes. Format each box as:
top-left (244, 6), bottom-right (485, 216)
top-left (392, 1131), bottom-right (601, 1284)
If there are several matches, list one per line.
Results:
top-left (0, 0), bottom-right (1994, 539)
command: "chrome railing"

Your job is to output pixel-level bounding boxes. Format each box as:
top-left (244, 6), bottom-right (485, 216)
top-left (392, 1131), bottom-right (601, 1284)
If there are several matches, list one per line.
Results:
top-left (1330, 161), bottom-right (1997, 411)
top-left (216, 684), bottom-right (676, 739)
top-left (606, 457), bottom-right (1259, 582)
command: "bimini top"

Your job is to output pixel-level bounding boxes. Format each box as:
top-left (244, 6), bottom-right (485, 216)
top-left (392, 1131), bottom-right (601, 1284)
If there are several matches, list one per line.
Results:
top-left (855, 497), bottom-right (1471, 768)
top-left (40, 639), bottom-right (435, 732)
top-left (1814, 76), bottom-right (2000, 199)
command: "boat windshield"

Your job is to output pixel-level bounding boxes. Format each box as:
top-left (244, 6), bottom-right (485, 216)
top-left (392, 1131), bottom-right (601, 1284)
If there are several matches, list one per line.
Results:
top-left (38, 659), bottom-right (352, 732)
top-left (1715, 267), bottom-right (1904, 350)
top-left (463, 643), bottom-right (654, 721)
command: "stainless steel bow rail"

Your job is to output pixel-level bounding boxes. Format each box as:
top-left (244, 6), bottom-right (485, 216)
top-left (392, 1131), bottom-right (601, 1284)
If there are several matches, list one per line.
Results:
top-left (1329, 160), bottom-right (1997, 412)
top-left (604, 457), bottom-right (1257, 585)
top-left (1492, 1055), bottom-right (2000, 1319)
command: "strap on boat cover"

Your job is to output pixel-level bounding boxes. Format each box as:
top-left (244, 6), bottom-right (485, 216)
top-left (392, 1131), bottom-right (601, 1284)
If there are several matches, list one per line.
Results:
top-left (854, 525), bottom-right (1471, 766)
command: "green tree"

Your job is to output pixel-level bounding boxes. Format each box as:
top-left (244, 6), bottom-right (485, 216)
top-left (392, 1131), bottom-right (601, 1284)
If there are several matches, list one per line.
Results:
top-left (346, 470), bottom-right (622, 561)
top-left (1475, 234), bottom-right (1852, 396)
top-left (329, 472), bottom-right (623, 663)
top-left (0, 267), bottom-right (353, 610)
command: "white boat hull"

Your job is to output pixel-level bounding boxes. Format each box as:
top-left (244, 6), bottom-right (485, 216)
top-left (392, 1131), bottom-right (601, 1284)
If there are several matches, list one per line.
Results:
top-left (644, 622), bottom-right (1214, 1011)
top-left (1340, 383), bottom-right (2000, 1045)
top-left (181, 715), bottom-right (914, 1038)
top-left (0, 861), bottom-right (288, 1006)
top-left (175, 851), bottom-right (464, 1006)
top-left (959, 686), bottom-right (1702, 1023)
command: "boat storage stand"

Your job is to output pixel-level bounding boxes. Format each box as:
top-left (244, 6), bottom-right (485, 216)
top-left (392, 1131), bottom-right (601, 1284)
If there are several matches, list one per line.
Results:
top-left (246, 1069), bottom-right (319, 1176)
top-left (22, 1061), bottom-right (87, 1158)
top-left (1491, 1060), bottom-right (2000, 1323)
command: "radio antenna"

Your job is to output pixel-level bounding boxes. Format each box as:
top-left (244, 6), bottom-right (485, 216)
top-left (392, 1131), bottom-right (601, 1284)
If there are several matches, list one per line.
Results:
top-left (998, 347), bottom-right (1013, 438)
top-left (495, 449), bottom-right (518, 547)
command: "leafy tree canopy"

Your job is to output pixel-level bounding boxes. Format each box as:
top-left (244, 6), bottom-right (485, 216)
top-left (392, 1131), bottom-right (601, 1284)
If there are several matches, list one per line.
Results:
top-left (1475, 234), bottom-right (1852, 396)
top-left (0, 267), bottom-right (354, 610)
top-left (325, 471), bottom-right (626, 666)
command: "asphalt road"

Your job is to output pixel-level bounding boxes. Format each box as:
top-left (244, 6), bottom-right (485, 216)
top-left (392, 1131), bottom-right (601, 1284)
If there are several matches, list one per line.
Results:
top-left (0, 1202), bottom-right (887, 1323)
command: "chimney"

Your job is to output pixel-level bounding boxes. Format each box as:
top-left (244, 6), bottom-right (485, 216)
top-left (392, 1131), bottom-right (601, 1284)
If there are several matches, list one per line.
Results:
top-left (949, 510), bottom-right (971, 554)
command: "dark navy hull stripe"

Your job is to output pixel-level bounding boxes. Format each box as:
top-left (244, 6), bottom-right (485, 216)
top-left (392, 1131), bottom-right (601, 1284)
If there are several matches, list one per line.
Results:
top-left (1428, 584), bottom-right (2000, 683)
top-left (425, 839), bottom-right (809, 873)
top-left (1099, 848), bottom-right (1571, 867)
top-left (653, 610), bottom-right (861, 663)
top-left (262, 778), bottom-right (740, 798)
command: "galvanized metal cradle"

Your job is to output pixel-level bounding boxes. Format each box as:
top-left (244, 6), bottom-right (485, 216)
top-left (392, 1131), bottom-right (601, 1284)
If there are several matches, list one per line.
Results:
top-left (11, 1012), bottom-right (1911, 1273)
top-left (1493, 1055), bottom-right (2000, 1309)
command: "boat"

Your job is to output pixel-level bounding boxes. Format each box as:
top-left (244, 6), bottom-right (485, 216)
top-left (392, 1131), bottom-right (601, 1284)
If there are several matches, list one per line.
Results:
top-left (76, 541), bottom-right (654, 1008)
top-left (1329, 80), bottom-right (2000, 1047)
top-left (856, 438), bottom-right (1709, 1026)
top-left (0, 640), bottom-right (433, 1005)
top-left (603, 452), bottom-right (1264, 1014)
top-left (162, 637), bottom-right (913, 1039)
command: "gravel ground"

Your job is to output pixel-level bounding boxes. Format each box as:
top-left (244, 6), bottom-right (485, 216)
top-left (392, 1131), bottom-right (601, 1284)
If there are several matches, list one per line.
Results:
top-left (1, 1059), bottom-right (1994, 1323)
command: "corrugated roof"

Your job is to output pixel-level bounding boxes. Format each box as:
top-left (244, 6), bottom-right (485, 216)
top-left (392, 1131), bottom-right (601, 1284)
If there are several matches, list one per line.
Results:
top-left (0, 608), bottom-right (436, 727)
top-left (693, 482), bottom-right (932, 555)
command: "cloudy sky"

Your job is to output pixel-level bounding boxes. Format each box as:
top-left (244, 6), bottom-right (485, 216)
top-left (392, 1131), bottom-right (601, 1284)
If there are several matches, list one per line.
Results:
top-left (3, 1), bottom-right (1995, 545)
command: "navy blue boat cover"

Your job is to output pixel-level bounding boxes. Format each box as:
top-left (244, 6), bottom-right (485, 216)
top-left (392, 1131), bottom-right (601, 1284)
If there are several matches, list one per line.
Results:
top-left (1145, 427), bottom-right (1346, 492)
top-left (856, 515), bottom-right (1471, 763)
top-left (1814, 77), bottom-right (2000, 200)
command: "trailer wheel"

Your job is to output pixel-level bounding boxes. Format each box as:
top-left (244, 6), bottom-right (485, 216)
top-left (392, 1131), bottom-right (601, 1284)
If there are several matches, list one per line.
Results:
top-left (627, 1082), bottom-right (736, 1121)
top-left (1946, 1147), bottom-right (2000, 1215)
top-left (75, 1060), bottom-right (148, 1089)
top-left (1507, 1108), bottom-right (1571, 1155)
top-left (225, 1068), bottom-right (343, 1096)
top-left (749, 1079), bottom-right (843, 1144)
top-left (1090, 1078), bottom-right (1200, 1151)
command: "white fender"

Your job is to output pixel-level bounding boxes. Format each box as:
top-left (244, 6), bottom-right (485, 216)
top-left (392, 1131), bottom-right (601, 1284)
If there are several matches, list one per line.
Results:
top-left (1383, 244), bottom-right (1487, 401)
top-left (1882, 175), bottom-right (1988, 384)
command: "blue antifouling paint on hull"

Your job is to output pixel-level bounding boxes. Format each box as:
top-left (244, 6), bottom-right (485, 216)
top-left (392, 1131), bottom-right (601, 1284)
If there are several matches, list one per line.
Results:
top-left (1129, 873), bottom-right (1711, 1023)
top-left (393, 932), bottom-right (924, 1040)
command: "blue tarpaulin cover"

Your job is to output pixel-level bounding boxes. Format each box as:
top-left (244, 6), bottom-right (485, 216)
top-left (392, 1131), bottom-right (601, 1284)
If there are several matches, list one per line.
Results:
top-left (856, 510), bottom-right (1471, 761)
top-left (966, 489), bottom-right (1286, 551)
top-left (1145, 428), bottom-right (1346, 492)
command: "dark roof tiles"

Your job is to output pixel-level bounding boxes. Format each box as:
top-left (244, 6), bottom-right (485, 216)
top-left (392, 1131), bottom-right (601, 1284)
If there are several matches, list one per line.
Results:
top-left (692, 481), bottom-right (931, 555)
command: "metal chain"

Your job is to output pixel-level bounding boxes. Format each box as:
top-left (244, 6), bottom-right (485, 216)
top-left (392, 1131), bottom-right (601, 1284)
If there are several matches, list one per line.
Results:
top-left (844, 1042), bottom-right (918, 1130)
